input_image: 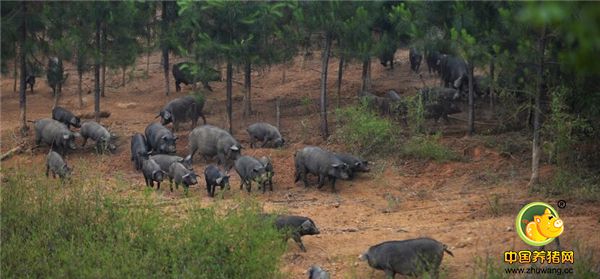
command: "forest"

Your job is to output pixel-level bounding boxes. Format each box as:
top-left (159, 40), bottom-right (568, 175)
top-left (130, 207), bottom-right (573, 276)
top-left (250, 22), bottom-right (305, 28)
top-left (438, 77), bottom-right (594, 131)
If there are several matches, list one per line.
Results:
top-left (1, 1), bottom-right (599, 278)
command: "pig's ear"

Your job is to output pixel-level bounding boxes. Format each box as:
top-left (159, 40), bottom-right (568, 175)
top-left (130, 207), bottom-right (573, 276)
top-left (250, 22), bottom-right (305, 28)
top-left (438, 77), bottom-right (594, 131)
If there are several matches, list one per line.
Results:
top-left (331, 163), bottom-right (340, 168)
top-left (216, 177), bottom-right (223, 184)
top-left (182, 173), bottom-right (190, 179)
top-left (355, 162), bottom-right (362, 167)
top-left (174, 135), bottom-right (178, 140)
top-left (63, 134), bottom-right (70, 140)
top-left (230, 146), bottom-right (239, 151)
top-left (301, 220), bottom-right (312, 229)
top-left (161, 135), bottom-right (168, 141)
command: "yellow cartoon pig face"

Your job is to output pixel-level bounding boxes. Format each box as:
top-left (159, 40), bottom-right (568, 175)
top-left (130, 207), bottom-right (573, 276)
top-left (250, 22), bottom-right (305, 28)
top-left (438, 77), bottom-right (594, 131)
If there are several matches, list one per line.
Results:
top-left (534, 208), bottom-right (564, 238)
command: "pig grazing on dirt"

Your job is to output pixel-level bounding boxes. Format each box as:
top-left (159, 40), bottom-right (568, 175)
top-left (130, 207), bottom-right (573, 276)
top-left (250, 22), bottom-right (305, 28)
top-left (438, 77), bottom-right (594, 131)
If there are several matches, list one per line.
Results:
top-left (359, 238), bottom-right (453, 279)
top-left (308, 265), bottom-right (330, 279)
top-left (46, 150), bottom-right (72, 180)
top-left (246, 122), bottom-right (284, 148)
top-left (334, 153), bottom-right (370, 179)
top-left (150, 154), bottom-right (193, 173)
top-left (141, 156), bottom-right (165, 189)
top-left (52, 106), bottom-right (81, 129)
top-left (32, 118), bottom-right (78, 155)
top-left (172, 62), bottom-right (221, 92)
top-left (258, 156), bottom-right (274, 192)
top-left (234, 156), bottom-right (268, 193)
top-left (80, 121), bottom-right (117, 153)
top-left (294, 146), bottom-right (350, 192)
top-left (271, 215), bottom-right (320, 252)
top-left (145, 122), bottom-right (177, 154)
top-left (130, 133), bottom-right (148, 171)
top-left (168, 161), bottom-right (198, 193)
top-left (157, 96), bottom-right (206, 132)
top-left (188, 125), bottom-right (241, 169)
top-left (204, 164), bottom-right (230, 197)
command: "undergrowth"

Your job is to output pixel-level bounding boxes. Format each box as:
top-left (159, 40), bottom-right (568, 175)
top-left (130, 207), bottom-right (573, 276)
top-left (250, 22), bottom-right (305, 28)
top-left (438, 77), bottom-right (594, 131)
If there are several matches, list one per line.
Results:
top-left (334, 102), bottom-right (394, 155)
top-left (1, 170), bottom-right (286, 278)
top-left (400, 133), bottom-right (459, 162)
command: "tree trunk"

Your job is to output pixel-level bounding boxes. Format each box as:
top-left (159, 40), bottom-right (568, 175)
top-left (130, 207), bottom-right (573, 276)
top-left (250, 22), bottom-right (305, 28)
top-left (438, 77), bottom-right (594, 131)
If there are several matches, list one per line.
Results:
top-left (18, 2), bottom-right (27, 135)
top-left (529, 27), bottom-right (547, 187)
top-left (489, 58), bottom-right (495, 111)
top-left (336, 56), bottom-right (344, 108)
top-left (319, 33), bottom-right (332, 140)
top-left (281, 67), bottom-right (286, 84)
top-left (146, 26), bottom-right (151, 77)
top-left (226, 62), bottom-right (233, 134)
top-left (467, 63), bottom-right (475, 136)
top-left (161, 1), bottom-right (170, 96)
top-left (13, 42), bottom-right (18, 93)
top-left (78, 70), bottom-right (83, 108)
top-left (122, 67), bottom-right (126, 87)
top-left (101, 22), bottom-right (107, 97)
top-left (361, 58), bottom-right (372, 93)
top-left (243, 62), bottom-right (252, 117)
top-left (95, 18), bottom-right (101, 123)
top-left (276, 97), bottom-right (281, 130)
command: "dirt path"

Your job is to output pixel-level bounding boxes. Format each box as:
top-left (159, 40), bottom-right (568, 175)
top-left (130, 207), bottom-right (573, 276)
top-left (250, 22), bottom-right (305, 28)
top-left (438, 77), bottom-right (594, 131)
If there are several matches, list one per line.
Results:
top-left (1, 49), bottom-right (599, 278)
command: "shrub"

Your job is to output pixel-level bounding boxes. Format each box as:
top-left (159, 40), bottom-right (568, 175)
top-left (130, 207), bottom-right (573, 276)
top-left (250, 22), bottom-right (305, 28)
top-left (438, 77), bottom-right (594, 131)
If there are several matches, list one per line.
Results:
top-left (537, 168), bottom-right (600, 202)
top-left (400, 133), bottom-right (459, 162)
top-left (334, 102), bottom-right (394, 155)
top-left (1, 170), bottom-right (286, 278)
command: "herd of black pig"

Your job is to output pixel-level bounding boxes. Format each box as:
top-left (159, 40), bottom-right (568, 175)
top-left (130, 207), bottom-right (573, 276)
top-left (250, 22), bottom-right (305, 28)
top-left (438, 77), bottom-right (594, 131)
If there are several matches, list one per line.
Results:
top-left (367, 47), bottom-right (491, 127)
top-left (28, 60), bottom-right (455, 278)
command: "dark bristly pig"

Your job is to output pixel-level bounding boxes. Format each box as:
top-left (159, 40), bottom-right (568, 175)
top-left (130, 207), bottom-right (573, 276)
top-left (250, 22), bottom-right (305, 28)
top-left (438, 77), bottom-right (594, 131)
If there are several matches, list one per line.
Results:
top-left (246, 122), bottom-right (285, 148)
top-left (52, 106), bottom-right (81, 129)
top-left (145, 122), bottom-right (177, 154)
top-left (359, 237), bottom-right (454, 279)
top-left (156, 95), bottom-right (206, 132)
top-left (150, 154), bottom-right (193, 173)
top-left (267, 214), bottom-right (320, 252)
top-left (168, 161), bottom-right (198, 193)
top-left (31, 118), bottom-right (78, 156)
top-left (188, 125), bottom-right (241, 170)
top-left (409, 47), bottom-right (423, 73)
top-left (172, 62), bottom-right (221, 92)
top-left (204, 164), bottom-right (230, 197)
top-left (80, 121), bottom-right (117, 153)
top-left (46, 150), bottom-right (72, 180)
top-left (131, 133), bottom-right (148, 171)
top-left (141, 155), bottom-right (165, 189)
top-left (334, 153), bottom-right (370, 179)
top-left (294, 146), bottom-right (350, 192)
top-left (234, 156), bottom-right (268, 193)
top-left (307, 265), bottom-right (330, 279)
top-left (258, 156), bottom-right (274, 192)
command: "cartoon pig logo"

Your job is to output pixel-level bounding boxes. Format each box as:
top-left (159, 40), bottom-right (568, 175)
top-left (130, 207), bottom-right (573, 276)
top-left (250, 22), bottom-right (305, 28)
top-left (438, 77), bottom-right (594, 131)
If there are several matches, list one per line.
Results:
top-left (516, 202), bottom-right (564, 246)
top-left (525, 208), bottom-right (564, 242)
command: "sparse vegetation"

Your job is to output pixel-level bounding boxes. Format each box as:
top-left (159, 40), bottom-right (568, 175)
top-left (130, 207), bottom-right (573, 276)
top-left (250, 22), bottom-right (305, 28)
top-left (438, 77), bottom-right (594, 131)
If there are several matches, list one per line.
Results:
top-left (334, 102), bottom-right (394, 155)
top-left (400, 133), bottom-right (459, 162)
top-left (1, 170), bottom-right (286, 278)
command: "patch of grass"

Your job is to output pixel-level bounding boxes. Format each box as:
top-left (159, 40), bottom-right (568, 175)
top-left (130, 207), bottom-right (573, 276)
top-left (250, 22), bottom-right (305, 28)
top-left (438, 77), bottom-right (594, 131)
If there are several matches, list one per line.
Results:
top-left (486, 193), bottom-right (505, 217)
top-left (190, 90), bottom-right (206, 104)
top-left (400, 133), bottom-right (459, 162)
top-left (537, 168), bottom-right (600, 202)
top-left (1, 170), bottom-right (286, 278)
top-left (334, 102), bottom-right (395, 155)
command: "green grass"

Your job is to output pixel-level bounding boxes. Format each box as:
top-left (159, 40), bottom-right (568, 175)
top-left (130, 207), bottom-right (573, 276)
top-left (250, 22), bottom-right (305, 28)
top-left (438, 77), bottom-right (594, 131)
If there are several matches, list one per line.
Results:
top-left (334, 102), bottom-right (395, 155)
top-left (400, 133), bottom-right (459, 162)
top-left (536, 168), bottom-right (600, 202)
top-left (1, 170), bottom-right (286, 278)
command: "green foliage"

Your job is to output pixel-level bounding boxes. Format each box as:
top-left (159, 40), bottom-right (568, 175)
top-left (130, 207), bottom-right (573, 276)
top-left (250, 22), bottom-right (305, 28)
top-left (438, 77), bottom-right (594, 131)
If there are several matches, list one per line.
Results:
top-left (538, 168), bottom-right (600, 203)
top-left (406, 94), bottom-right (425, 135)
top-left (1, 170), bottom-right (286, 278)
top-left (334, 102), bottom-right (394, 155)
top-left (400, 133), bottom-right (459, 162)
top-left (543, 87), bottom-right (592, 167)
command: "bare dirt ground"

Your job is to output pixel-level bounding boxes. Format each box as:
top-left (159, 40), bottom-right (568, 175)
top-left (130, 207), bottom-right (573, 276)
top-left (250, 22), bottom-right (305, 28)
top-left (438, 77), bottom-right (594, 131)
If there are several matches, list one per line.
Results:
top-left (1, 49), bottom-right (599, 278)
